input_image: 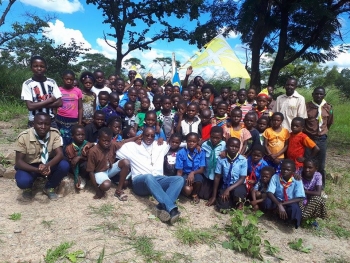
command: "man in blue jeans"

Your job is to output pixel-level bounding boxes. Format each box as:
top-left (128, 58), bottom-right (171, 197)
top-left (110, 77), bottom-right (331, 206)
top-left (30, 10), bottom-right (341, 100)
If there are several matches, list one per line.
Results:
top-left (117, 127), bottom-right (184, 224)
top-left (15, 112), bottom-right (69, 201)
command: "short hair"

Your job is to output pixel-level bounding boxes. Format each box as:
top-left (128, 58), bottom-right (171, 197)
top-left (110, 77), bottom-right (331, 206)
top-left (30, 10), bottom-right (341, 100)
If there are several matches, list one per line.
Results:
top-left (292, 117), bottom-right (305, 126)
top-left (251, 145), bottom-right (266, 155)
top-left (177, 100), bottom-right (188, 108)
top-left (201, 84), bottom-right (214, 93)
top-left (170, 133), bottom-right (182, 141)
top-left (145, 110), bottom-right (156, 118)
top-left (230, 107), bottom-right (242, 116)
top-left (153, 94), bottom-right (162, 102)
top-left (109, 92), bottom-right (119, 100)
top-left (30, 55), bottom-right (47, 67)
top-left (34, 112), bottom-right (51, 121)
top-left (98, 91), bottom-right (109, 98)
top-left (271, 112), bottom-right (284, 121)
top-left (161, 95), bottom-right (172, 103)
top-left (281, 159), bottom-right (296, 172)
top-left (287, 77), bottom-right (298, 85)
top-left (107, 116), bottom-right (122, 127)
top-left (94, 110), bottom-right (105, 118)
top-left (115, 77), bottom-right (125, 83)
top-left (261, 166), bottom-right (275, 176)
top-left (238, 89), bottom-right (247, 94)
top-left (93, 69), bottom-right (104, 76)
top-left (128, 87), bottom-right (137, 93)
top-left (210, 126), bottom-right (224, 135)
top-left (221, 86), bottom-right (230, 92)
top-left (124, 101), bottom-right (135, 109)
top-left (151, 78), bottom-right (159, 83)
top-left (80, 71), bottom-right (95, 83)
top-left (164, 83), bottom-right (173, 89)
top-left (303, 158), bottom-right (319, 170)
top-left (227, 137), bottom-right (240, 146)
top-left (244, 111), bottom-right (257, 120)
top-left (71, 124), bottom-right (84, 135)
top-left (199, 99), bottom-right (208, 104)
top-left (313, 86), bottom-right (325, 93)
top-left (257, 116), bottom-right (269, 124)
top-left (62, 69), bottom-right (75, 78)
top-left (98, 127), bottom-right (113, 138)
top-left (122, 125), bottom-right (135, 139)
top-left (134, 78), bottom-right (144, 86)
top-left (171, 94), bottom-right (182, 101)
top-left (217, 101), bottom-right (228, 108)
top-left (181, 88), bottom-right (190, 94)
top-left (200, 108), bottom-right (212, 117)
top-left (186, 132), bottom-right (199, 141)
top-left (187, 102), bottom-right (199, 111)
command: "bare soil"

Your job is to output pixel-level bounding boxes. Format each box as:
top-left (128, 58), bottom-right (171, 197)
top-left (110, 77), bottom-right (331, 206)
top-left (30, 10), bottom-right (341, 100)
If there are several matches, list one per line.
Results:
top-left (0, 117), bottom-right (349, 263)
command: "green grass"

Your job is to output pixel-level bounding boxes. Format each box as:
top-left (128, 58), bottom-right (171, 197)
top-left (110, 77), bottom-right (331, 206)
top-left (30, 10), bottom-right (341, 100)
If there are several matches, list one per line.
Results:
top-left (44, 242), bottom-right (73, 263)
top-left (174, 227), bottom-right (217, 246)
top-left (41, 220), bottom-right (54, 228)
top-left (92, 221), bottom-right (119, 233)
top-left (130, 235), bottom-right (164, 263)
top-left (9, 213), bottom-right (21, 221)
top-left (88, 203), bottom-right (115, 218)
top-left (0, 98), bottom-right (27, 122)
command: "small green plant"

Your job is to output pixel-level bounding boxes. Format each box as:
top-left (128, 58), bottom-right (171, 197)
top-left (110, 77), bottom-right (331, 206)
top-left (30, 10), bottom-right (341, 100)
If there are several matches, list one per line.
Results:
top-left (130, 235), bottom-right (164, 263)
top-left (328, 224), bottom-right (350, 238)
top-left (88, 203), bottom-right (115, 218)
top-left (97, 247), bottom-right (105, 263)
top-left (9, 213), bottom-right (21, 221)
top-left (222, 208), bottom-right (264, 260)
top-left (288, 238), bottom-right (312, 253)
top-left (175, 227), bottom-right (216, 246)
top-left (325, 255), bottom-right (349, 263)
top-left (0, 153), bottom-right (10, 168)
top-left (44, 242), bottom-right (85, 263)
top-left (92, 221), bottom-right (119, 233)
top-left (41, 220), bottom-right (54, 228)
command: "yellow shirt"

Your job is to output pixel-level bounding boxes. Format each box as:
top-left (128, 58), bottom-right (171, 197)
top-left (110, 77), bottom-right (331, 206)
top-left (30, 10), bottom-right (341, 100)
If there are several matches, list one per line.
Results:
top-left (263, 128), bottom-right (290, 158)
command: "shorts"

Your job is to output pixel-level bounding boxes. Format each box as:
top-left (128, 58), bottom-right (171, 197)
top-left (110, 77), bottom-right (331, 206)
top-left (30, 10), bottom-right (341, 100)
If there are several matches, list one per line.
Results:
top-left (94, 161), bottom-right (121, 185)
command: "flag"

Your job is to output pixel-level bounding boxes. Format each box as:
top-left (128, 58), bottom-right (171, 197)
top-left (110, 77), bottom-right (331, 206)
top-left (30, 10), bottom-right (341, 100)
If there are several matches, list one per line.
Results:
top-left (190, 36), bottom-right (250, 80)
top-left (172, 52), bottom-right (182, 92)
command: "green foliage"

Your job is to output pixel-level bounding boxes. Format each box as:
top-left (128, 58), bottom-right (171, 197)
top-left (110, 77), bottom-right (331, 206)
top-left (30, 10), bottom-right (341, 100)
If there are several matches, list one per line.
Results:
top-left (44, 242), bottom-right (84, 263)
top-left (41, 220), bottom-right (54, 229)
top-left (130, 235), bottom-right (164, 263)
top-left (288, 238), bottom-right (312, 253)
top-left (328, 224), bottom-right (350, 238)
top-left (88, 203), bottom-right (115, 218)
top-left (175, 227), bottom-right (216, 246)
top-left (9, 213), bottom-right (21, 221)
top-left (263, 240), bottom-right (280, 257)
top-left (222, 208), bottom-right (264, 259)
top-left (78, 53), bottom-right (116, 77)
top-left (97, 247), bottom-right (105, 263)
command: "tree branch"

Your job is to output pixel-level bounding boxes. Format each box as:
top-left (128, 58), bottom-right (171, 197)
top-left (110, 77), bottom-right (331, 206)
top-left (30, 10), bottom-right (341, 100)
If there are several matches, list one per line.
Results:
top-left (0, 0), bottom-right (16, 27)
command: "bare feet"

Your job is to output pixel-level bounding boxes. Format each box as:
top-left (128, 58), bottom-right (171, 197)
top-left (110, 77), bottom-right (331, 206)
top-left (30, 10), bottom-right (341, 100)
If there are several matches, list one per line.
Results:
top-left (93, 189), bottom-right (105, 199)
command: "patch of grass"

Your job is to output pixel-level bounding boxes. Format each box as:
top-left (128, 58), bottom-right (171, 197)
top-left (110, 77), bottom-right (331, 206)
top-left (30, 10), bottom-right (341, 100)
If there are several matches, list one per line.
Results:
top-left (0, 98), bottom-right (27, 122)
top-left (288, 238), bottom-right (312, 253)
top-left (97, 247), bottom-right (105, 263)
top-left (88, 203), bottom-right (115, 218)
top-left (175, 227), bottom-right (216, 246)
top-left (0, 153), bottom-right (10, 168)
top-left (9, 213), bottom-right (21, 221)
top-left (325, 255), bottom-right (350, 263)
top-left (92, 221), bottom-right (119, 233)
top-left (41, 220), bottom-right (54, 229)
top-left (130, 235), bottom-right (164, 263)
top-left (44, 242), bottom-right (85, 263)
top-left (328, 224), bottom-right (350, 238)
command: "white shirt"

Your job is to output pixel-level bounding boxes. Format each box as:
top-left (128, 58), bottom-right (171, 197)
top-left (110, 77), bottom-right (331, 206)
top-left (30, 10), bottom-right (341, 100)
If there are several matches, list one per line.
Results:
top-left (91, 86), bottom-right (112, 107)
top-left (116, 141), bottom-right (170, 179)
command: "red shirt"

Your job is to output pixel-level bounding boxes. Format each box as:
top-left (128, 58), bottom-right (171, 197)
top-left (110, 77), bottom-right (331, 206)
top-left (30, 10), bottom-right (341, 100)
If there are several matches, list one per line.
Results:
top-left (202, 124), bottom-right (212, 140)
top-left (287, 132), bottom-right (316, 168)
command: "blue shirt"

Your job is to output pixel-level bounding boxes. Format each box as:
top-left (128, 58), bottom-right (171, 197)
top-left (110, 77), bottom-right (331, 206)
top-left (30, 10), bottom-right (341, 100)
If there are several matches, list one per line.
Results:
top-left (175, 147), bottom-right (206, 174)
top-left (267, 174), bottom-right (305, 201)
top-left (202, 140), bottom-right (226, 180)
top-left (136, 126), bottom-right (167, 141)
top-left (119, 93), bottom-right (129, 108)
top-left (215, 155), bottom-right (247, 189)
top-left (247, 157), bottom-right (269, 182)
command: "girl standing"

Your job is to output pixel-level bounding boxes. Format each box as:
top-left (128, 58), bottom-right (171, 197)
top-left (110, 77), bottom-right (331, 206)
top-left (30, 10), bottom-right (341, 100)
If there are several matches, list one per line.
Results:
top-left (56, 70), bottom-right (83, 146)
top-left (80, 71), bottom-right (96, 126)
top-left (164, 133), bottom-right (183, 176)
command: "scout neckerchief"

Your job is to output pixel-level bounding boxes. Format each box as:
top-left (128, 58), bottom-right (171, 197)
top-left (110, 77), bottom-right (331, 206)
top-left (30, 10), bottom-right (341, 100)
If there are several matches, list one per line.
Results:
top-left (279, 174), bottom-right (293, 201)
top-left (33, 129), bottom-right (50, 164)
top-left (72, 140), bottom-right (88, 184)
top-left (311, 99), bottom-right (326, 132)
top-left (112, 134), bottom-right (122, 142)
top-left (223, 152), bottom-right (239, 188)
top-left (255, 106), bottom-right (267, 119)
top-left (186, 147), bottom-right (197, 171)
top-left (235, 101), bottom-right (246, 107)
top-left (207, 141), bottom-right (221, 177)
top-left (246, 159), bottom-right (263, 193)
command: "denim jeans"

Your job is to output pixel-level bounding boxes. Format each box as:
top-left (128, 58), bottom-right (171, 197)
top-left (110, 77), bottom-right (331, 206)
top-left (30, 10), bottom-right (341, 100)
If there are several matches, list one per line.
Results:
top-left (15, 160), bottom-right (69, 189)
top-left (132, 174), bottom-right (184, 212)
top-left (305, 135), bottom-right (327, 186)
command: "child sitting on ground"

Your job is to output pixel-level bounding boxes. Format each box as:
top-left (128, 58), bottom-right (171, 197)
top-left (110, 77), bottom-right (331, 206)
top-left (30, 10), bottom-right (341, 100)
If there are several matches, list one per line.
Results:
top-left (164, 133), bottom-right (183, 176)
top-left (287, 117), bottom-right (319, 175)
top-left (250, 166), bottom-right (274, 211)
top-left (206, 137), bottom-right (247, 210)
top-left (108, 117), bottom-right (123, 142)
top-left (84, 110), bottom-right (106, 143)
top-left (262, 159), bottom-right (305, 229)
top-left (65, 125), bottom-right (94, 189)
top-left (175, 132), bottom-right (205, 203)
top-left (201, 126), bottom-right (226, 200)
top-left (246, 145), bottom-right (269, 194)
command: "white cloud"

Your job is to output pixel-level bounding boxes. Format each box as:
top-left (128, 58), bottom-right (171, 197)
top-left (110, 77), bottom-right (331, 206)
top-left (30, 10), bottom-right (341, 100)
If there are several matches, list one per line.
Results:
top-left (20, 0), bottom-right (83, 13)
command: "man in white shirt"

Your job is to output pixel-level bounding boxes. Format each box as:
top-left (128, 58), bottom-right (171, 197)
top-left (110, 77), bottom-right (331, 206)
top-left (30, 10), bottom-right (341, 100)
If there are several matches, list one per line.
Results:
top-left (116, 127), bottom-right (184, 224)
top-left (273, 78), bottom-right (307, 131)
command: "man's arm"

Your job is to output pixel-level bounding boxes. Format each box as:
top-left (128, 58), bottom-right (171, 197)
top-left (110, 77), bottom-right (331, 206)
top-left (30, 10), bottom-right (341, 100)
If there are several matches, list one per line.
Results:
top-left (15, 151), bottom-right (40, 173)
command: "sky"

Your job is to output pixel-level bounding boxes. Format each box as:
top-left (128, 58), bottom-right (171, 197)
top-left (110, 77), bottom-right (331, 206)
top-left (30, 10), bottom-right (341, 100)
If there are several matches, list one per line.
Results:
top-left (3, 0), bottom-right (350, 81)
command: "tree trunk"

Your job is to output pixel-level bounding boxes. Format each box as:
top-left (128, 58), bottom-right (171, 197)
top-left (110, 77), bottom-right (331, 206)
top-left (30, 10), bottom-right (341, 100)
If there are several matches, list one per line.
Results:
top-left (115, 37), bottom-right (124, 76)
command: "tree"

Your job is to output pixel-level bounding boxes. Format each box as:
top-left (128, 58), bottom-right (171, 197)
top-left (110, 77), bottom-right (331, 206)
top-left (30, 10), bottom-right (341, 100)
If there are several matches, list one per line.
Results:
top-left (0, 0), bottom-right (53, 47)
top-left (153, 57), bottom-right (180, 81)
top-left (335, 68), bottom-right (350, 97)
top-left (78, 53), bottom-right (116, 76)
top-left (86, 0), bottom-right (204, 75)
top-left (190, 0), bottom-right (350, 89)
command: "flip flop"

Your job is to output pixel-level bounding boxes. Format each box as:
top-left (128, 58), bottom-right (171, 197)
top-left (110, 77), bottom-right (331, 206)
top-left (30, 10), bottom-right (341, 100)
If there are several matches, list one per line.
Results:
top-left (114, 190), bottom-right (128, 201)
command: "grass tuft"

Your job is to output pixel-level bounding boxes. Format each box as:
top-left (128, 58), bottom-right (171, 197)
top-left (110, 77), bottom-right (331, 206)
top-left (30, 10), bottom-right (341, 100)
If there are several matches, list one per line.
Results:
top-left (88, 203), bottom-right (115, 218)
top-left (175, 227), bottom-right (216, 246)
top-left (9, 213), bottom-right (21, 221)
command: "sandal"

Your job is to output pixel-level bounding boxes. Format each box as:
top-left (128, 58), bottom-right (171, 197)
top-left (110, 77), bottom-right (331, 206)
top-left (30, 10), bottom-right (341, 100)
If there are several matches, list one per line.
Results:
top-left (191, 194), bottom-right (200, 204)
top-left (114, 190), bottom-right (128, 201)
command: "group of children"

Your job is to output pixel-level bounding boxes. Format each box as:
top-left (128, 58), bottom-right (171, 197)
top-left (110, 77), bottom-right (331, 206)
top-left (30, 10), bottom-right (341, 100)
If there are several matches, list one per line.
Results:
top-left (21, 55), bottom-right (329, 228)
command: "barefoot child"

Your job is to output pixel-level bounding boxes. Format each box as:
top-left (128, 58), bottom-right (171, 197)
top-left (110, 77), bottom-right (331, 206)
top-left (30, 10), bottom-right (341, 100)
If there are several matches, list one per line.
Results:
top-left (206, 137), bottom-right (247, 210)
top-left (65, 125), bottom-right (94, 189)
top-left (263, 159), bottom-right (305, 229)
top-left (86, 127), bottom-right (131, 200)
top-left (164, 133), bottom-right (183, 176)
top-left (176, 132), bottom-right (205, 203)
top-left (250, 166), bottom-right (274, 211)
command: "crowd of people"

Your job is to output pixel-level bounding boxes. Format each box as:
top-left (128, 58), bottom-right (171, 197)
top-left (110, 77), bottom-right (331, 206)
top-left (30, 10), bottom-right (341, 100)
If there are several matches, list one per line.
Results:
top-left (15, 55), bottom-right (333, 227)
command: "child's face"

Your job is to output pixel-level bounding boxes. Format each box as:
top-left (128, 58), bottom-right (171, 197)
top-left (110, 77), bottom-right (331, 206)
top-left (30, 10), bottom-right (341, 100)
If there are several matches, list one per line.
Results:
top-left (153, 98), bottom-right (162, 111)
top-left (170, 137), bottom-right (181, 150)
top-left (221, 89), bottom-right (229, 100)
top-left (210, 132), bottom-right (222, 147)
top-left (186, 135), bottom-right (198, 151)
top-left (285, 79), bottom-right (297, 96)
top-left (177, 104), bottom-right (187, 115)
top-left (230, 110), bottom-right (242, 125)
top-left (261, 170), bottom-right (272, 184)
top-left (227, 139), bottom-right (240, 156)
top-left (164, 87), bottom-right (172, 96)
top-left (145, 113), bottom-right (156, 127)
top-left (162, 99), bottom-right (172, 111)
top-left (128, 70), bottom-right (136, 80)
top-left (247, 89), bottom-right (256, 101)
top-left (256, 96), bottom-right (268, 109)
top-left (109, 122), bottom-right (122, 136)
top-left (151, 80), bottom-right (159, 90)
top-left (128, 90), bottom-right (137, 102)
top-left (211, 98), bottom-right (221, 113)
top-left (182, 91), bottom-right (190, 101)
top-left (291, 120), bottom-right (303, 134)
top-left (138, 90), bottom-right (147, 100)
top-left (257, 119), bottom-right (268, 133)
top-left (109, 75), bottom-right (116, 83)
top-left (98, 133), bottom-right (112, 150)
top-left (155, 87), bottom-right (164, 95)
top-left (244, 114), bottom-right (256, 130)
top-left (63, 74), bottom-right (75, 89)
top-left (73, 79), bottom-right (79, 87)
top-left (173, 87), bottom-right (180, 94)
top-left (312, 88), bottom-right (325, 104)
top-left (303, 161), bottom-right (317, 178)
top-left (199, 100), bottom-right (208, 111)
top-left (72, 128), bottom-right (85, 145)
top-left (93, 114), bottom-right (105, 128)
top-left (124, 104), bottom-right (135, 117)
top-left (216, 104), bottom-right (227, 117)
top-left (94, 72), bottom-right (105, 87)
top-left (98, 94), bottom-right (109, 107)
top-left (271, 115), bottom-right (283, 129)
top-left (188, 86), bottom-right (195, 97)
top-left (186, 105), bottom-right (197, 119)
top-left (202, 89), bottom-right (211, 100)
top-left (134, 81), bottom-right (143, 90)
top-left (141, 98), bottom-right (150, 111)
top-left (83, 79), bottom-right (94, 90)
top-left (238, 91), bottom-right (247, 103)
top-left (116, 80), bottom-right (125, 93)
top-left (267, 86), bottom-right (274, 95)
top-left (195, 90), bottom-right (202, 99)
top-left (251, 150), bottom-right (263, 164)
top-left (280, 162), bottom-right (295, 180)
top-left (31, 59), bottom-right (46, 77)
top-left (127, 127), bottom-right (136, 138)
top-left (109, 95), bottom-right (119, 108)
top-left (110, 84), bottom-right (116, 92)
top-left (230, 91), bottom-right (237, 104)
top-left (200, 111), bottom-right (211, 125)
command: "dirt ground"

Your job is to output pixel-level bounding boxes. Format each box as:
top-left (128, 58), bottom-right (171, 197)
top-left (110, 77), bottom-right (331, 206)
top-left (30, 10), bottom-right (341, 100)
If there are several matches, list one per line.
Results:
top-left (0, 119), bottom-right (349, 263)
